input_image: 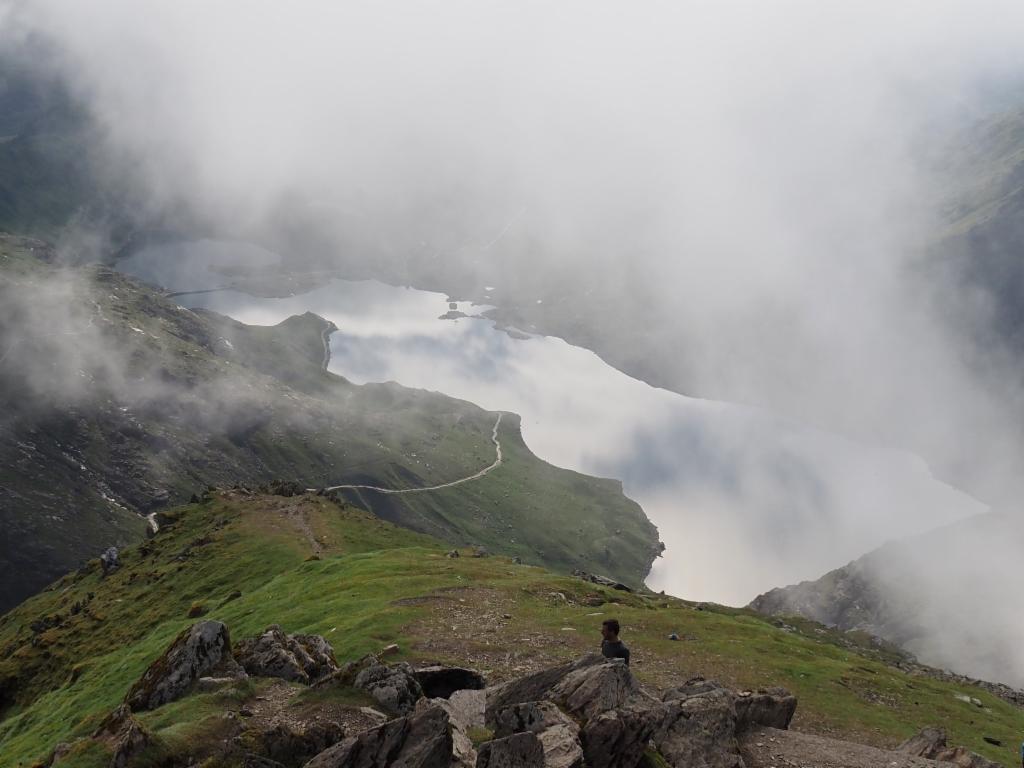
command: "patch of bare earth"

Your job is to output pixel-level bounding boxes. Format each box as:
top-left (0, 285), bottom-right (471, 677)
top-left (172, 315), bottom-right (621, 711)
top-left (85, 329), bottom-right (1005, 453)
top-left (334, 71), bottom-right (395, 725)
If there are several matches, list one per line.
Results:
top-left (405, 587), bottom-right (578, 684)
top-left (243, 679), bottom-right (382, 736)
top-left (740, 726), bottom-right (946, 768)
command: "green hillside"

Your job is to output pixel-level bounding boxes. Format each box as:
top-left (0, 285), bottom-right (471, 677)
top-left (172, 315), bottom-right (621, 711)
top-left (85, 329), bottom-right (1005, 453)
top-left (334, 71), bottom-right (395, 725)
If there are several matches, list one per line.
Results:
top-left (0, 237), bottom-right (659, 611)
top-left (1, 492), bottom-right (1022, 767)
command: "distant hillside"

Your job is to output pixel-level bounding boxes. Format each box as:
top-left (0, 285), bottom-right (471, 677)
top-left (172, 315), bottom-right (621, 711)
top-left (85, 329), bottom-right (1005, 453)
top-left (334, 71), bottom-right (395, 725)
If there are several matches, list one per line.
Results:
top-left (0, 236), bottom-right (660, 612)
top-left (2, 492), bottom-right (1022, 767)
top-left (750, 511), bottom-right (1024, 689)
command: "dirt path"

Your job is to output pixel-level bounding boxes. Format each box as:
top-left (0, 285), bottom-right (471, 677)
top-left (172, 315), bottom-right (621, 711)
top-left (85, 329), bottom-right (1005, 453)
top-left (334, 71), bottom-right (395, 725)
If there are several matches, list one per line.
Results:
top-left (319, 413), bottom-right (504, 495)
top-left (740, 727), bottom-right (946, 768)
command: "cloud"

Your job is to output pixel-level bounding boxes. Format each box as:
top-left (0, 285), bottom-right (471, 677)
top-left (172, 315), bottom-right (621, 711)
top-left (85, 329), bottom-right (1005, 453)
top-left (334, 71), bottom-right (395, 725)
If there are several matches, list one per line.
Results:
top-left (6, 0), bottom-right (1024, 679)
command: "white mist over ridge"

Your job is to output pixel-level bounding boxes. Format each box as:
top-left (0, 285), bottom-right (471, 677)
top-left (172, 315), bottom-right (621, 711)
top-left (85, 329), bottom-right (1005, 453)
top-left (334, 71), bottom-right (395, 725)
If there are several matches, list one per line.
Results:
top-left (122, 242), bottom-right (986, 605)
top-left (8, 1), bottom-right (1024, 681)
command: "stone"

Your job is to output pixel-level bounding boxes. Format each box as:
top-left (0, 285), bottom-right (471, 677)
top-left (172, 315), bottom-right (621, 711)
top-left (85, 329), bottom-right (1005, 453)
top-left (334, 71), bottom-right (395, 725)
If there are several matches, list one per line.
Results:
top-left (354, 661), bottom-right (424, 715)
top-left (548, 659), bottom-right (638, 720)
top-left (235, 625), bottom-right (338, 684)
top-left (100, 546), bottom-right (120, 574)
top-left (260, 721), bottom-right (345, 767)
top-left (656, 685), bottom-right (742, 768)
top-left (125, 620), bottom-right (236, 710)
top-left (476, 732), bottom-right (545, 768)
top-left (580, 700), bottom-right (665, 768)
top-left (413, 665), bottom-right (486, 699)
top-left (485, 655), bottom-right (603, 726)
top-left (446, 689), bottom-right (487, 730)
top-left (305, 705), bottom-right (453, 768)
top-left (733, 687), bottom-right (797, 732)
top-left (417, 698), bottom-right (478, 768)
top-left (898, 726), bottom-right (1002, 768)
top-left (490, 701), bottom-right (583, 768)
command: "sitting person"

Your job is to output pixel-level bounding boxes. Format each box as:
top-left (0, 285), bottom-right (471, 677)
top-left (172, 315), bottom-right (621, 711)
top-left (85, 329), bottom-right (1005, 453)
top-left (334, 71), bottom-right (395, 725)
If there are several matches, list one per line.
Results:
top-left (600, 618), bottom-right (630, 665)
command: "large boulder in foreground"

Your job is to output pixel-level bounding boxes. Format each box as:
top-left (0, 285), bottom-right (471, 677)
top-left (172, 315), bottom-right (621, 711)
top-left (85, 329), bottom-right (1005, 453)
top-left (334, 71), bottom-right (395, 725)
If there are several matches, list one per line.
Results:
top-left (476, 732), bottom-right (545, 767)
top-left (734, 687), bottom-right (797, 732)
top-left (484, 655), bottom-right (604, 727)
top-left (898, 726), bottom-right (1001, 768)
top-left (658, 681), bottom-right (742, 768)
top-left (354, 661), bottom-right (425, 715)
top-left (304, 705), bottom-right (453, 768)
top-left (235, 625), bottom-right (338, 684)
top-left (125, 620), bottom-right (237, 711)
top-left (490, 700), bottom-right (583, 768)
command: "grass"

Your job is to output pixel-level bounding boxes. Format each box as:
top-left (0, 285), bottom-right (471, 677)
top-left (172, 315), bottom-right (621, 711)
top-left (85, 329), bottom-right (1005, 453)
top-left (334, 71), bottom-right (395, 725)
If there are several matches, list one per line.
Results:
top-left (0, 240), bottom-right (660, 612)
top-left (1, 493), bottom-right (1022, 767)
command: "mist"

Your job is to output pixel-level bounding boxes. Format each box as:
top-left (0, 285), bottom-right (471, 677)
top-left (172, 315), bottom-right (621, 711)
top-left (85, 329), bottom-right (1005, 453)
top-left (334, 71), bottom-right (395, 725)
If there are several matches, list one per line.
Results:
top-left (5, 1), bottom-right (1024, 681)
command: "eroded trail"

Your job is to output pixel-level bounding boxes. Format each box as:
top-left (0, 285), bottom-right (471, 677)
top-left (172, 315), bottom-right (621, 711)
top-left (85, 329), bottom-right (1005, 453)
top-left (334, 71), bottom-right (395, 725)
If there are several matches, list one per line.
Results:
top-left (319, 413), bottom-right (504, 495)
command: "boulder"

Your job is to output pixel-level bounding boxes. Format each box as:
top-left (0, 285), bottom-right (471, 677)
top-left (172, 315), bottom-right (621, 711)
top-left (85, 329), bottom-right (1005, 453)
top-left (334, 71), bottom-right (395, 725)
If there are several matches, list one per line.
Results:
top-left (548, 659), bottom-right (638, 720)
top-left (656, 684), bottom-right (742, 768)
top-left (447, 689), bottom-right (486, 730)
top-left (125, 621), bottom-right (237, 710)
top-left (476, 732), bottom-right (545, 768)
top-left (354, 661), bottom-right (424, 715)
top-left (413, 665), bottom-right (486, 699)
top-left (260, 721), bottom-right (345, 767)
top-left (898, 726), bottom-right (1002, 768)
top-left (304, 705), bottom-right (453, 768)
top-left (235, 625), bottom-right (338, 684)
top-left (417, 698), bottom-right (478, 768)
top-left (734, 687), bottom-right (797, 732)
top-left (485, 655), bottom-right (603, 726)
top-left (580, 701), bottom-right (665, 768)
top-left (490, 701), bottom-right (583, 768)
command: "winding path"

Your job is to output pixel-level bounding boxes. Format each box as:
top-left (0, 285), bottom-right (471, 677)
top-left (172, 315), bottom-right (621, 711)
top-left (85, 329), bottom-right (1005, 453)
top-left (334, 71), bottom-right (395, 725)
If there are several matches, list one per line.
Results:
top-left (316, 413), bottom-right (504, 495)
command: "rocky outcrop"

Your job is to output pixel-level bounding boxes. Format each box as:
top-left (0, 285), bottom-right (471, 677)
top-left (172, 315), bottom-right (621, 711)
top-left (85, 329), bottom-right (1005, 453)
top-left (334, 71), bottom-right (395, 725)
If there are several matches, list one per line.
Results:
top-left (304, 705), bottom-right (453, 768)
top-left (476, 732), bottom-right (545, 767)
top-left (548, 658), bottom-right (638, 720)
top-left (658, 682), bottom-right (741, 768)
top-left (491, 700), bottom-right (583, 768)
top-left (234, 625), bottom-right (338, 684)
top-left (734, 687), bottom-right (797, 732)
top-left (655, 678), bottom-right (799, 768)
top-left (353, 660), bottom-right (425, 715)
top-left (485, 655), bottom-right (603, 726)
top-left (897, 726), bottom-right (1002, 768)
top-left (416, 697), bottom-right (480, 768)
top-left (125, 620), bottom-right (238, 710)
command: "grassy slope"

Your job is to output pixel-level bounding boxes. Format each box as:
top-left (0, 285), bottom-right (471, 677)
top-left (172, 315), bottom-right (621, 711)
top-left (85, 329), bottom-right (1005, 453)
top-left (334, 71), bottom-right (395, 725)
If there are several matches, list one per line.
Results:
top-left (0, 239), bottom-right (658, 610)
top-left (1, 494), bottom-right (1022, 768)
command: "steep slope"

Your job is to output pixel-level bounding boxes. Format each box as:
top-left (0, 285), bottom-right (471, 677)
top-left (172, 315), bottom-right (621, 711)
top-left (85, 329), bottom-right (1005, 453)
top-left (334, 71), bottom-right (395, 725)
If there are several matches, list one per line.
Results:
top-left (1, 492), bottom-right (1022, 767)
top-left (0, 236), bottom-right (660, 611)
top-left (750, 511), bottom-right (1024, 689)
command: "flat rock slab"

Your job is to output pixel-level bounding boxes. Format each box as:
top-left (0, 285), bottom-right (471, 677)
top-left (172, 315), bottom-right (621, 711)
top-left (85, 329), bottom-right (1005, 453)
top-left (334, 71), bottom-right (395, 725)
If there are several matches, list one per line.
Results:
top-left (740, 727), bottom-right (949, 768)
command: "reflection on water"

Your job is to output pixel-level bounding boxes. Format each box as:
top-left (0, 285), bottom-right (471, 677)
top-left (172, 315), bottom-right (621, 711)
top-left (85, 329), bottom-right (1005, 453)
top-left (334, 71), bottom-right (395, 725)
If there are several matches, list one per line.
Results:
top-left (121, 241), bottom-right (986, 604)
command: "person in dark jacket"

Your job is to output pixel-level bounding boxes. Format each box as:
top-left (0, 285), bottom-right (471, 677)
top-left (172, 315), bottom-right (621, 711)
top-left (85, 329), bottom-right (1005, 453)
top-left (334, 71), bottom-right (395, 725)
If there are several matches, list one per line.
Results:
top-left (600, 618), bottom-right (630, 665)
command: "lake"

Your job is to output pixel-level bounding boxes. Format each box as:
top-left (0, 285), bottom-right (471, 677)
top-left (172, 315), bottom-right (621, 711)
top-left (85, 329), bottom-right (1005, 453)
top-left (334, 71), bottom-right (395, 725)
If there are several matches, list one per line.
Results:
top-left (120, 239), bottom-right (986, 605)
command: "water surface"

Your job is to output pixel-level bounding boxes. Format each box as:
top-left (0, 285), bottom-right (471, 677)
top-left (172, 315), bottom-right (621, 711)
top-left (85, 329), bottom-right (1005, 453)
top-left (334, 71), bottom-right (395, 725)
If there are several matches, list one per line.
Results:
top-left (121, 240), bottom-right (986, 604)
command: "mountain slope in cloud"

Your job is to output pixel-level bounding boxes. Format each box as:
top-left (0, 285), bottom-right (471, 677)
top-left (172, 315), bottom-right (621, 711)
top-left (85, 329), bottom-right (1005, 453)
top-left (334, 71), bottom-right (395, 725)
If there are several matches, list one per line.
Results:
top-left (750, 510), bottom-right (1024, 688)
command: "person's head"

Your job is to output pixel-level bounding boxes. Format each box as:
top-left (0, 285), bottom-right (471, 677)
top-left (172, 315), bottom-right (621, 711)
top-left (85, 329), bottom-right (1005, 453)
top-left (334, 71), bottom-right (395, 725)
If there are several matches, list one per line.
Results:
top-left (601, 618), bottom-right (621, 642)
